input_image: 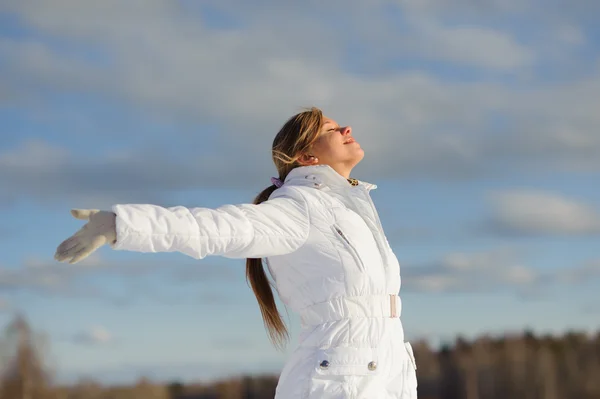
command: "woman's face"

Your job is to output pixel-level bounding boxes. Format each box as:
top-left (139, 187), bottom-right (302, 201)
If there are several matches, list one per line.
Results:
top-left (306, 117), bottom-right (364, 174)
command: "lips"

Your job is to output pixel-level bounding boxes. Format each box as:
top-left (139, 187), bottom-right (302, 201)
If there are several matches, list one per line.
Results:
top-left (344, 138), bottom-right (356, 144)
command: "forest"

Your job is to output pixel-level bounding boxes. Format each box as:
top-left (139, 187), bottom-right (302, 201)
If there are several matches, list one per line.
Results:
top-left (3, 314), bottom-right (599, 399)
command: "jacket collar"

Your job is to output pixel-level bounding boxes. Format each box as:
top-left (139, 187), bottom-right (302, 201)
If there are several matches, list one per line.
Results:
top-left (284, 164), bottom-right (377, 192)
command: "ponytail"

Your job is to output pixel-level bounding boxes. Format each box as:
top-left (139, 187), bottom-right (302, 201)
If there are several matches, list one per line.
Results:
top-left (247, 106), bottom-right (323, 349)
top-left (245, 184), bottom-right (289, 350)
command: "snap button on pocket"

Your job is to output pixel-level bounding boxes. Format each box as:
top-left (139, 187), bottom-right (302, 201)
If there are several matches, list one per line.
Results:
top-left (315, 347), bottom-right (380, 376)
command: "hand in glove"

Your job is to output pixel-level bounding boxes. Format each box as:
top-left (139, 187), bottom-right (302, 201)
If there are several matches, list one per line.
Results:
top-left (54, 209), bottom-right (117, 264)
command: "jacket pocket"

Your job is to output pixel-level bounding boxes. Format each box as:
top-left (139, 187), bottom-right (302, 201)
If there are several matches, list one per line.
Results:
top-left (403, 341), bottom-right (418, 398)
top-left (308, 346), bottom-right (384, 399)
top-left (332, 224), bottom-right (366, 272)
top-left (314, 346), bottom-right (380, 376)
top-left (404, 341), bottom-right (417, 370)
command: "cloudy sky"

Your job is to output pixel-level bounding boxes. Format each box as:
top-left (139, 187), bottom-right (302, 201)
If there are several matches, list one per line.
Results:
top-left (1, 0), bottom-right (599, 385)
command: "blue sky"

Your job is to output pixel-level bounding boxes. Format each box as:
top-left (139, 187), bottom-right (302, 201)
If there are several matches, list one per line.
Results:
top-left (1, 0), bottom-right (599, 385)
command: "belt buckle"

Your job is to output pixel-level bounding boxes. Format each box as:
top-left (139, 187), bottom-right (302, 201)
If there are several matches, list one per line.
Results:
top-left (389, 294), bottom-right (398, 318)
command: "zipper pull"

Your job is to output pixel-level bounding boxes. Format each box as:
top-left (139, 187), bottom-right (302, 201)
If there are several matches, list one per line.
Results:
top-left (336, 227), bottom-right (350, 245)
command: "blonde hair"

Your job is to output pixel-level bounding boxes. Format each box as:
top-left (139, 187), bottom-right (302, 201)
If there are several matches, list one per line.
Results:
top-left (245, 107), bottom-right (324, 349)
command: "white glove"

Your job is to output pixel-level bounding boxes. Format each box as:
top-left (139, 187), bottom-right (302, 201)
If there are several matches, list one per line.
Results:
top-left (54, 209), bottom-right (117, 264)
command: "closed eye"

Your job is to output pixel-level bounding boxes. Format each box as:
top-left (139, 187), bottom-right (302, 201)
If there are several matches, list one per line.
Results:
top-left (322, 123), bottom-right (340, 134)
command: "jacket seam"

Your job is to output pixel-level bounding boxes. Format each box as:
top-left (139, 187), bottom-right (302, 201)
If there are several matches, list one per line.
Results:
top-left (118, 188), bottom-right (311, 244)
top-left (118, 228), bottom-right (307, 242)
top-left (283, 186), bottom-right (312, 246)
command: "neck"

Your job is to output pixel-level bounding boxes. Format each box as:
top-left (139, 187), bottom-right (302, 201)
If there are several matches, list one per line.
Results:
top-left (327, 163), bottom-right (353, 179)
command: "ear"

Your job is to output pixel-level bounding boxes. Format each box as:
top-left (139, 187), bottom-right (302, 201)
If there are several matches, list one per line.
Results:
top-left (297, 153), bottom-right (319, 166)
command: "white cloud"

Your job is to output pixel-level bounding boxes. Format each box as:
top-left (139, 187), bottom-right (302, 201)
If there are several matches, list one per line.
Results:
top-left (0, 253), bottom-right (105, 295)
top-left (403, 248), bottom-right (538, 293)
top-left (0, 0), bottom-right (599, 202)
top-left (0, 139), bottom-right (68, 169)
top-left (0, 140), bottom-right (230, 207)
top-left (405, 21), bottom-right (534, 69)
top-left (0, 252), bottom-right (238, 306)
top-left (0, 297), bottom-right (11, 311)
top-left (71, 326), bottom-right (113, 346)
top-left (487, 190), bottom-right (600, 235)
top-left (555, 25), bottom-right (586, 46)
top-left (557, 259), bottom-right (600, 284)
top-left (397, 0), bottom-right (527, 15)
top-left (0, 0), bottom-right (544, 128)
top-left (404, 248), bottom-right (600, 295)
top-left (396, 0), bottom-right (600, 23)
top-left (502, 265), bottom-right (538, 285)
top-left (582, 301), bottom-right (600, 315)
top-left (410, 274), bottom-right (461, 292)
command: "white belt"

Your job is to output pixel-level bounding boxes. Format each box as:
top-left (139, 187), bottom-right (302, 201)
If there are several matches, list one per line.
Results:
top-left (300, 294), bottom-right (401, 326)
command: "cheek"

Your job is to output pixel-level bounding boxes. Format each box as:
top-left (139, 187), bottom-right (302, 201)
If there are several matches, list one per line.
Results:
top-left (312, 139), bottom-right (334, 157)
top-left (312, 136), bottom-right (347, 159)
top-left (321, 137), bottom-right (344, 153)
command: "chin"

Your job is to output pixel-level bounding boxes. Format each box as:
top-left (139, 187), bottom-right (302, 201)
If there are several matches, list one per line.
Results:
top-left (350, 148), bottom-right (365, 167)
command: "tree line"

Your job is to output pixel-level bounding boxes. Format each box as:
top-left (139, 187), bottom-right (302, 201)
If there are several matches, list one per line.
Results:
top-left (2, 314), bottom-right (599, 399)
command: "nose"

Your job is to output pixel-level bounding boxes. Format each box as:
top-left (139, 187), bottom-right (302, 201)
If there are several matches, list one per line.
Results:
top-left (341, 126), bottom-right (352, 136)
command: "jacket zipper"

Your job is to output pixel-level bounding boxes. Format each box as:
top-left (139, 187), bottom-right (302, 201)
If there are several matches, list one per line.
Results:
top-left (333, 224), bottom-right (367, 272)
top-left (353, 185), bottom-right (389, 267)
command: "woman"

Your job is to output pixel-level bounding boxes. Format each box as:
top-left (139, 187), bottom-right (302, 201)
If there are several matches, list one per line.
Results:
top-left (55, 107), bottom-right (418, 398)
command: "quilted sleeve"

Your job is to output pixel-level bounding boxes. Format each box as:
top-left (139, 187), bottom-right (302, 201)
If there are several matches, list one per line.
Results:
top-left (109, 187), bottom-right (310, 259)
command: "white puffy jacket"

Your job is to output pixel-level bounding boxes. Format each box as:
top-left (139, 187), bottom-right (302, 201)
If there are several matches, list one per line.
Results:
top-left (110, 164), bottom-right (417, 399)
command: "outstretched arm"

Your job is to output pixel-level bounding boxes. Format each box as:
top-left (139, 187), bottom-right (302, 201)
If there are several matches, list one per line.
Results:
top-left (55, 187), bottom-right (310, 263)
top-left (111, 187), bottom-right (310, 259)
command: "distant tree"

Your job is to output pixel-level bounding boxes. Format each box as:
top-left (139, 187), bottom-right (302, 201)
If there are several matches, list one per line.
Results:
top-left (167, 380), bottom-right (185, 398)
top-left (131, 376), bottom-right (169, 399)
top-left (68, 378), bottom-right (103, 399)
top-left (242, 376), bottom-right (254, 399)
top-left (438, 344), bottom-right (461, 399)
top-left (0, 313), bottom-right (53, 399)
